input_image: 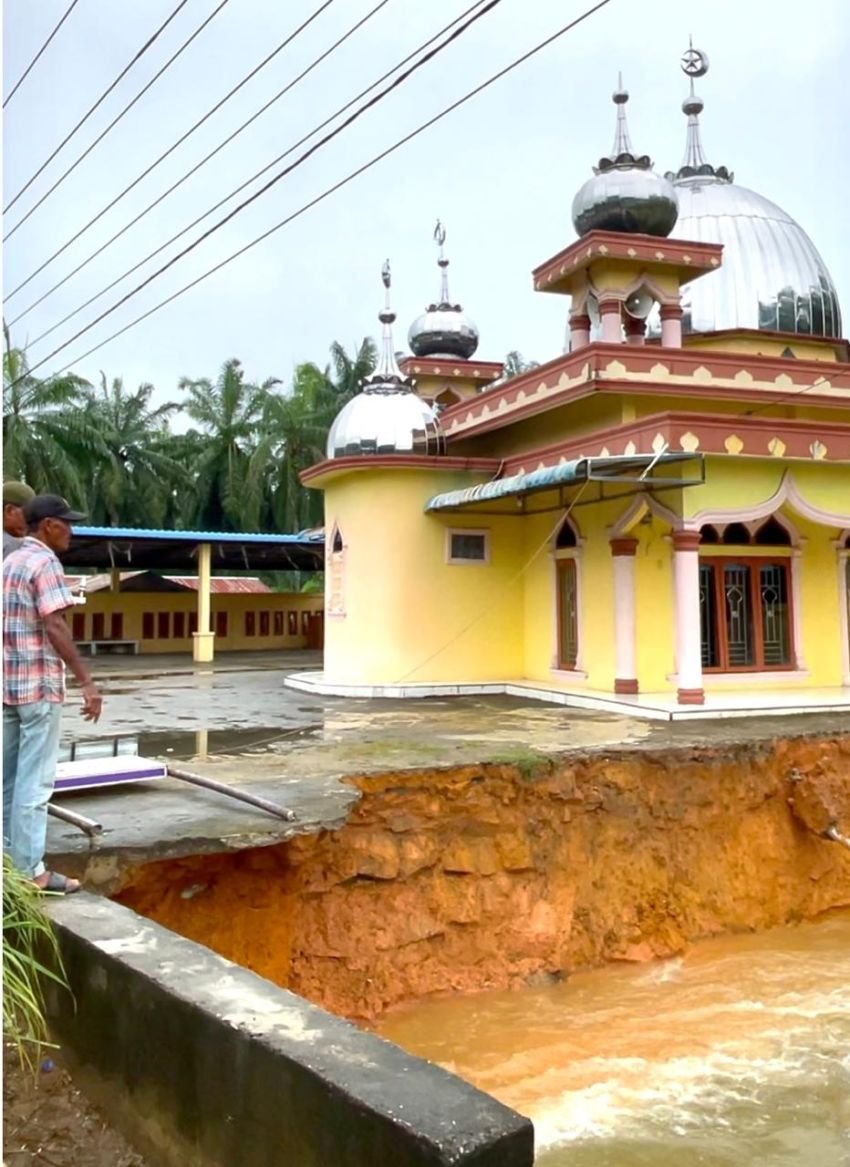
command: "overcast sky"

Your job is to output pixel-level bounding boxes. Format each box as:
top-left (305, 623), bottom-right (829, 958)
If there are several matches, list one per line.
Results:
top-left (3, 0), bottom-right (848, 411)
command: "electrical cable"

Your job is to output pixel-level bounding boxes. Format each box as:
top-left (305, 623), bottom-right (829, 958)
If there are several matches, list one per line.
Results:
top-left (4, 0), bottom-right (338, 276)
top-left (3, 0), bottom-right (81, 108)
top-left (19, 0), bottom-right (614, 382)
top-left (11, 0), bottom-right (408, 331)
top-left (740, 373), bottom-right (830, 416)
top-left (18, 0), bottom-right (508, 372)
top-left (4, 0), bottom-right (233, 238)
top-left (4, 0), bottom-right (192, 214)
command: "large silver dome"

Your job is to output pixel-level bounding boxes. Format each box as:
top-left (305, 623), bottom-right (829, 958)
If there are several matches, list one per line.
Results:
top-left (326, 391), bottom-right (444, 458)
top-left (669, 176), bottom-right (843, 337)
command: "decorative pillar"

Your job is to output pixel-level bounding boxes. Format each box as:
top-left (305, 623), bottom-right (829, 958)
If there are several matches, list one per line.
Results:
top-left (611, 537), bottom-right (638, 694)
top-left (624, 316), bottom-right (646, 346)
top-left (193, 542), bottom-right (215, 663)
top-left (659, 303), bottom-right (683, 348)
top-left (569, 311), bottom-right (591, 351)
top-left (672, 529), bottom-right (704, 704)
top-left (598, 298), bottom-right (622, 344)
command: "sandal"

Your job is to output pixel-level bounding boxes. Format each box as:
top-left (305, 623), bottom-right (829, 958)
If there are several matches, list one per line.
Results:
top-left (33, 871), bottom-right (81, 895)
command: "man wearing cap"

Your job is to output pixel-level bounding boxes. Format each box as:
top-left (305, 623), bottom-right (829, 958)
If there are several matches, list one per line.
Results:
top-left (3, 480), bottom-right (35, 556)
top-left (3, 495), bottom-right (104, 893)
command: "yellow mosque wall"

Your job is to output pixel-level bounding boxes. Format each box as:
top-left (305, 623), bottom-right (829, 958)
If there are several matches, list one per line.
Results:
top-left (684, 334), bottom-right (842, 362)
top-left (324, 469), bottom-right (524, 685)
top-left (321, 457), bottom-right (849, 694)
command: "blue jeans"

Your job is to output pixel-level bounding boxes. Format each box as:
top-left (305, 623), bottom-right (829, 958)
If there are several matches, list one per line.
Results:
top-left (3, 701), bottom-right (63, 878)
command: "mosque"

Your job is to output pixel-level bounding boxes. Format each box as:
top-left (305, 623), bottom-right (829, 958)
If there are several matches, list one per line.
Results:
top-left (292, 46), bottom-right (850, 717)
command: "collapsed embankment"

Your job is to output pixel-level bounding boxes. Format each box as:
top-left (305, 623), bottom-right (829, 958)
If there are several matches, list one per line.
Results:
top-left (114, 734), bottom-right (850, 1022)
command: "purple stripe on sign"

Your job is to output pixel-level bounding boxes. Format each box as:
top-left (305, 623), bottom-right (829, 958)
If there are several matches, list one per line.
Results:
top-left (54, 767), bottom-right (166, 791)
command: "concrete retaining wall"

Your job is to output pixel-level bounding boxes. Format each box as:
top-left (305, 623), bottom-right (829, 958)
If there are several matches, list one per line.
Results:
top-left (44, 895), bottom-right (533, 1167)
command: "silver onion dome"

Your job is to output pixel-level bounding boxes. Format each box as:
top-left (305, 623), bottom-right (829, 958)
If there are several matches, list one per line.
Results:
top-left (408, 220), bottom-right (480, 360)
top-left (326, 261), bottom-right (444, 458)
top-left (571, 78), bottom-right (679, 239)
top-left (650, 43), bottom-right (843, 338)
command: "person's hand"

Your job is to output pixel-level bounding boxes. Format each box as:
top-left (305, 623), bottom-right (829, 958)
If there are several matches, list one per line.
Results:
top-left (81, 683), bottom-right (103, 723)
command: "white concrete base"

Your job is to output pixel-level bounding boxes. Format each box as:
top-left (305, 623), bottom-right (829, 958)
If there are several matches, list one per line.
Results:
top-left (285, 672), bottom-right (850, 722)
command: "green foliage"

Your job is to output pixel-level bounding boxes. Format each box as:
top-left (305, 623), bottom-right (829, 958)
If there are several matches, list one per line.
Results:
top-left (2, 854), bottom-right (69, 1071)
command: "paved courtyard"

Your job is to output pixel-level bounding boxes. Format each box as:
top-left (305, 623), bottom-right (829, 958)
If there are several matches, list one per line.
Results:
top-left (48, 651), bottom-right (844, 887)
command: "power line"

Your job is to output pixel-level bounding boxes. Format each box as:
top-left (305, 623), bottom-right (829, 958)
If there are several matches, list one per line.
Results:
top-left (5, 0), bottom-right (233, 239)
top-left (21, 0), bottom-right (614, 382)
top-left (3, 0), bottom-right (81, 108)
top-left (20, 0), bottom-right (509, 376)
top-left (4, 0), bottom-right (338, 282)
top-left (740, 373), bottom-right (831, 416)
top-left (4, 0), bottom-right (192, 215)
top-left (11, 0), bottom-right (405, 331)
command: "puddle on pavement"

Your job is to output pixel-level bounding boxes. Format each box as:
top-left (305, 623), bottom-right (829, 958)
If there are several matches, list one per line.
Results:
top-left (59, 725), bottom-right (321, 763)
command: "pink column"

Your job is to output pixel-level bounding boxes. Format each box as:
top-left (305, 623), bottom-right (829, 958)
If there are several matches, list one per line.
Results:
top-left (569, 311), bottom-right (591, 351)
top-left (611, 537), bottom-right (638, 694)
top-left (624, 316), bottom-right (646, 346)
top-left (672, 529), bottom-right (704, 704)
top-left (660, 303), bottom-right (683, 348)
top-left (598, 298), bottom-right (622, 344)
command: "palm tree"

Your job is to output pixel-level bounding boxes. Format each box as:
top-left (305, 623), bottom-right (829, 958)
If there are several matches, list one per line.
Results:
top-left (501, 350), bottom-right (540, 381)
top-left (179, 358), bottom-right (279, 530)
top-left (81, 374), bottom-right (183, 526)
top-left (323, 337), bottom-right (377, 413)
top-left (2, 326), bottom-right (92, 501)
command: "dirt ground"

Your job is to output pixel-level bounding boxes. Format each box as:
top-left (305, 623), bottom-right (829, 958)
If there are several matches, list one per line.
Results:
top-left (3, 1046), bottom-right (152, 1167)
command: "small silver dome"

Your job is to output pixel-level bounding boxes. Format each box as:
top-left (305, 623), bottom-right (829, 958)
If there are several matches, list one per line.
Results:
top-left (572, 167), bottom-right (679, 238)
top-left (408, 220), bottom-right (480, 360)
top-left (667, 176), bottom-right (843, 337)
top-left (571, 80), bottom-right (679, 239)
top-left (326, 259), bottom-right (445, 459)
top-left (408, 305), bottom-right (479, 360)
top-left (326, 391), bottom-right (444, 458)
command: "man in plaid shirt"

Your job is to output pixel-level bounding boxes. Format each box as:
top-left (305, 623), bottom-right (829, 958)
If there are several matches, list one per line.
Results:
top-left (3, 495), bottom-right (103, 893)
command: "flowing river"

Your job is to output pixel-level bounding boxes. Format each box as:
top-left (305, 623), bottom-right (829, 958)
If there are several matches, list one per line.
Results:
top-left (378, 911), bottom-right (850, 1166)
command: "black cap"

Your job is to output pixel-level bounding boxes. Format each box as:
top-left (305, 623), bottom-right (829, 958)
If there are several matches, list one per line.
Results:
top-left (24, 494), bottom-right (87, 525)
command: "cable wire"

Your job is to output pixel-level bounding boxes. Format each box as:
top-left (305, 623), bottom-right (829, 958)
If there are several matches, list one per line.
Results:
top-left (20, 0), bottom-right (507, 373)
top-left (21, 0), bottom-right (614, 381)
top-left (4, 0), bottom-right (191, 214)
top-left (5, 0), bottom-right (233, 239)
top-left (11, 0), bottom-right (406, 331)
top-left (3, 0), bottom-right (81, 108)
top-left (4, 0), bottom-right (338, 277)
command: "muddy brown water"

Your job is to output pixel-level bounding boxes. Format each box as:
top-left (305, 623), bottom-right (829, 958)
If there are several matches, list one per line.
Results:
top-left (378, 912), bottom-right (850, 1166)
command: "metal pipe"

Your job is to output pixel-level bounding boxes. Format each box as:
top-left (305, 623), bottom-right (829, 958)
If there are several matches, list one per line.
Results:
top-left (48, 802), bottom-right (103, 836)
top-left (825, 824), bottom-right (850, 851)
top-left (165, 765), bottom-right (297, 823)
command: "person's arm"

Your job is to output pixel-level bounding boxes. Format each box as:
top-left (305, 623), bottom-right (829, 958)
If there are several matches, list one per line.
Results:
top-left (43, 612), bottom-right (102, 721)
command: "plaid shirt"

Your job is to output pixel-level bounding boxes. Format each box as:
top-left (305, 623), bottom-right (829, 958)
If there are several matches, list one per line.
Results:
top-left (3, 537), bottom-right (73, 705)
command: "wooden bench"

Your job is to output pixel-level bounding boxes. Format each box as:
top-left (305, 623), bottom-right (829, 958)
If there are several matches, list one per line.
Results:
top-left (77, 640), bottom-right (139, 656)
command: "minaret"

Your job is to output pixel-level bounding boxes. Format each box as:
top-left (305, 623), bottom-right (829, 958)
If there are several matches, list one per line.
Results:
top-left (362, 260), bottom-right (412, 394)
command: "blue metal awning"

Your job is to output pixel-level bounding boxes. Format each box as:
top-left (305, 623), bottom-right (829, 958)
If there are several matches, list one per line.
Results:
top-left (63, 526), bottom-right (325, 572)
top-left (425, 453), bottom-right (703, 513)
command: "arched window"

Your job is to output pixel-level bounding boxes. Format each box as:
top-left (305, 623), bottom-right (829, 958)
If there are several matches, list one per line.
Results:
top-left (553, 519), bottom-right (580, 670)
top-left (332, 528), bottom-right (344, 553)
top-left (753, 516), bottom-right (792, 546)
top-left (555, 518), bottom-right (578, 549)
top-left (722, 522), bottom-right (751, 545)
top-left (699, 524), bottom-right (719, 544)
top-left (327, 525), bottom-right (345, 616)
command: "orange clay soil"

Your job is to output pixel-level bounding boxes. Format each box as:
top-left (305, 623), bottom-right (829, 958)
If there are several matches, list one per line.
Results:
top-left (114, 735), bottom-right (850, 1022)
